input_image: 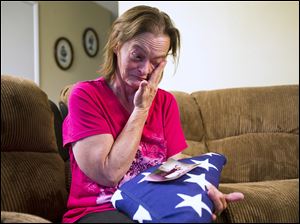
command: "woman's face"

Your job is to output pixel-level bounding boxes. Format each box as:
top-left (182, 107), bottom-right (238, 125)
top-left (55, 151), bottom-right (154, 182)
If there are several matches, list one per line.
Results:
top-left (115, 32), bottom-right (170, 89)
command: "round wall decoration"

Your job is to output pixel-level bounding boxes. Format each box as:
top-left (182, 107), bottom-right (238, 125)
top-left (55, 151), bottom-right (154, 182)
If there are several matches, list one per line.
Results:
top-left (54, 37), bottom-right (73, 70)
top-left (83, 27), bottom-right (99, 57)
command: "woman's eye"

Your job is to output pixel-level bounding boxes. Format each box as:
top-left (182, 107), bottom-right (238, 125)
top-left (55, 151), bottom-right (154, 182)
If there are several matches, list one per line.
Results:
top-left (152, 61), bottom-right (161, 68)
top-left (131, 52), bottom-right (144, 61)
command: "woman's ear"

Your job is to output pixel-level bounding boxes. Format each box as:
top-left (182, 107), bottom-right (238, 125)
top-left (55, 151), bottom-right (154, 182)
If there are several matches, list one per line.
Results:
top-left (113, 43), bottom-right (120, 54)
top-left (113, 46), bottom-right (118, 54)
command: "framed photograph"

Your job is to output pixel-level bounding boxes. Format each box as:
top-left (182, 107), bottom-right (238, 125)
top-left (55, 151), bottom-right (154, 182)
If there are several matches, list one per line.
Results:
top-left (54, 37), bottom-right (73, 70)
top-left (83, 28), bottom-right (99, 57)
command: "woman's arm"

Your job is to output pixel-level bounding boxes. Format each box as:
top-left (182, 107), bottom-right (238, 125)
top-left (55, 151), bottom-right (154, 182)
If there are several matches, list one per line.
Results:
top-left (73, 108), bottom-right (148, 187)
top-left (72, 61), bottom-right (166, 187)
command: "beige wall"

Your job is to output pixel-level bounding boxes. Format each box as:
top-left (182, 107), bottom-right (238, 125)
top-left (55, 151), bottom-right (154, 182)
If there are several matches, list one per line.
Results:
top-left (39, 2), bottom-right (112, 104)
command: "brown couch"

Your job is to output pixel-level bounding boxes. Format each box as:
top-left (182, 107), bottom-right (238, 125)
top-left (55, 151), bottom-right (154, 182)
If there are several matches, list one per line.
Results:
top-left (1, 75), bottom-right (68, 223)
top-left (1, 75), bottom-right (299, 223)
top-left (172, 86), bottom-right (299, 223)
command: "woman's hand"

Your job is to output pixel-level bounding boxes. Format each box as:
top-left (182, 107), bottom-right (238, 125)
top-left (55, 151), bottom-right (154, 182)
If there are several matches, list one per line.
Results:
top-left (207, 185), bottom-right (244, 221)
top-left (133, 61), bottom-right (166, 111)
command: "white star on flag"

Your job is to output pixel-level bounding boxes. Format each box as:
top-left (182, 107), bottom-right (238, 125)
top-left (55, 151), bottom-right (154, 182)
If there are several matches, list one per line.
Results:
top-left (138, 172), bottom-right (151, 183)
top-left (184, 173), bottom-right (212, 191)
top-left (133, 205), bottom-right (152, 223)
top-left (175, 193), bottom-right (212, 217)
top-left (111, 189), bottom-right (123, 208)
top-left (191, 159), bottom-right (218, 171)
top-left (204, 152), bottom-right (221, 157)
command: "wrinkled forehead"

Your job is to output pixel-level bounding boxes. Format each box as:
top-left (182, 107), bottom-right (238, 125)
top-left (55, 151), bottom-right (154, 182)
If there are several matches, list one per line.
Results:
top-left (126, 33), bottom-right (170, 56)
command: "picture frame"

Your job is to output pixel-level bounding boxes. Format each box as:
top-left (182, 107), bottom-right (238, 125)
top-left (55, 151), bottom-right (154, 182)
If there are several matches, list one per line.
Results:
top-left (83, 27), bottom-right (99, 57)
top-left (54, 37), bottom-right (73, 70)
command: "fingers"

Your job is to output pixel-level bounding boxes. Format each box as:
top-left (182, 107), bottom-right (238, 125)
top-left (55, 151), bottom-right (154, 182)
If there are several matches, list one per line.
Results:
top-left (225, 192), bottom-right (244, 202)
top-left (207, 185), bottom-right (227, 216)
top-left (133, 79), bottom-right (153, 110)
top-left (135, 80), bottom-right (149, 99)
top-left (148, 60), bottom-right (167, 86)
top-left (133, 61), bottom-right (166, 110)
top-left (140, 80), bottom-right (148, 89)
top-left (211, 213), bottom-right (217, 221)
top-left (207, 185), bottom-right (244, 220)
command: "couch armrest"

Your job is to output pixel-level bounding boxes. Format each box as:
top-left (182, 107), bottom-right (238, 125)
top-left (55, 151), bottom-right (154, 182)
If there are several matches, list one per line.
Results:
top-left (215, 179), bottom-right (299, 223)
top-left (1, 211), bottom-right (51, 223)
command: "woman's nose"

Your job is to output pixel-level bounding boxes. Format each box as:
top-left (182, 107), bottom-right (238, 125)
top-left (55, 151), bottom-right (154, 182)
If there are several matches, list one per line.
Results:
top-left (139, 60), bottom-right (154, 76)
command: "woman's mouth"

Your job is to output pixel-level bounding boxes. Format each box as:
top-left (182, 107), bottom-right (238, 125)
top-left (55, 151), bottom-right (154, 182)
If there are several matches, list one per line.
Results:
top-left (133, 75), bottom-right (148, 81)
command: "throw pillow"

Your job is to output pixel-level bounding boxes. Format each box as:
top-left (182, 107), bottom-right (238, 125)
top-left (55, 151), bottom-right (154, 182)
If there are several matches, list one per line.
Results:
top-left (111, 153), bottom-right (227, 223)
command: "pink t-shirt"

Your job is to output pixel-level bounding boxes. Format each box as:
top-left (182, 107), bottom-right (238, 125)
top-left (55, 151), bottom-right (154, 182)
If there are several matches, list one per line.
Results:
top-left (62, 77), bottom-right (187, 223)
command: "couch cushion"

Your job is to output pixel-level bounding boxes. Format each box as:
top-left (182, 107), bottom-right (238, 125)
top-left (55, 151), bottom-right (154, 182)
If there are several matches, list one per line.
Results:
top-left (1, 211), bottom-right (51, 223)
top-left (183, 140), bottom-right (208, 156)
top-left (192, 85), bottom-right (299, 140)
top-left (1, 152), bottom-right (68, 222)
top-left (1, 75), bottom-right (57, 152)
top-left (217, 179), bottom-right (299, 223)
top-left (171, 91), bottom-right (205, 142)
top-left (207, 133), bottom-right (299, 183)
top-left (112, 153), bottom-right (226, 223)
top-left (1, 75), bottom-right (68, 222)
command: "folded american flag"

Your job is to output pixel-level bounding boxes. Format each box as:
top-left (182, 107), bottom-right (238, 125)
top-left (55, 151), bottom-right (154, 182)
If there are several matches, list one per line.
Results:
top-left (111, 153), bottom-right (227, 223)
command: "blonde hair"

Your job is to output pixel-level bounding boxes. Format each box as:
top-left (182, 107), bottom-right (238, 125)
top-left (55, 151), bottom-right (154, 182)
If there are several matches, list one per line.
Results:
top-left (100, 5), bottom-right (181, 80)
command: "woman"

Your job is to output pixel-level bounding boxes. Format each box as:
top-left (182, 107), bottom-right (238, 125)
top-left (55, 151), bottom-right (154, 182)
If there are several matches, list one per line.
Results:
top-left (62, 5), bottom-right (243, 223)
